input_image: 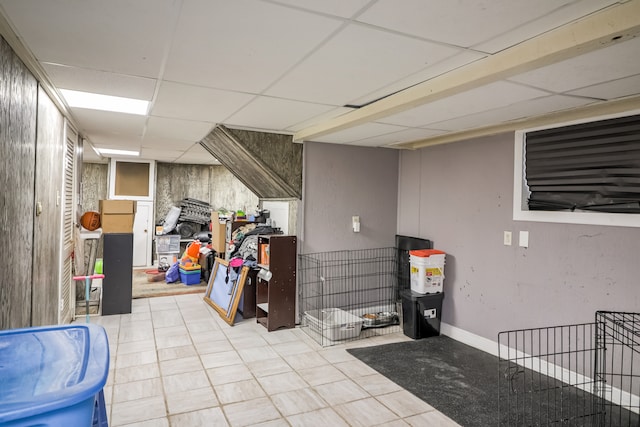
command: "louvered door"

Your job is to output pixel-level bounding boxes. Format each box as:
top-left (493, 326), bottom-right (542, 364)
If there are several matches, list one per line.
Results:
top-left (59, 122), bottom-right (77, 323)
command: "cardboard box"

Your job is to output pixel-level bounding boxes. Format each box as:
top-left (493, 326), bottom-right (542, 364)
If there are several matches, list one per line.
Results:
top-left (99, 200), bottom-right (137, 233)
top-left (211, 216), bottom-right (226, 254)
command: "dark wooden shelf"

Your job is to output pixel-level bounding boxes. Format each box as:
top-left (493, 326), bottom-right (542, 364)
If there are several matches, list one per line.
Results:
top-left (256, 235), bottom-right (296, 331)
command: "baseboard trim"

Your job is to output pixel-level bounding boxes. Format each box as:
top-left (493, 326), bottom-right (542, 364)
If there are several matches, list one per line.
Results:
top-left (440, 322), bottom-right (498, 357)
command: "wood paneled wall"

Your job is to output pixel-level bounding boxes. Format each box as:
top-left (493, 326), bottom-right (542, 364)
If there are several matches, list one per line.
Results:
top-left (155, 163), bottom-right (259, 221)
top-left (81, 163), bottom-right (108, 212)
top-left (32, 86), bottom-right (65, 326)
top-left (0, 36), bottom-right (38, 329)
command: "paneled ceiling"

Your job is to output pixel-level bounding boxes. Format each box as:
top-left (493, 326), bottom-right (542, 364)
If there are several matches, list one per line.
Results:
top-left (0, 0), bottom-right (639, 164)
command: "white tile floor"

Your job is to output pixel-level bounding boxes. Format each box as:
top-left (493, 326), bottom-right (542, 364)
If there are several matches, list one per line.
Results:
top-left (86, 294), bottom-right (460, 426)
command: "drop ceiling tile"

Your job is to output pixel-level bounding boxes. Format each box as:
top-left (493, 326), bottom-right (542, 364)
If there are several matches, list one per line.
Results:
top-left (82, 142), bottom-right (106, 163)
top-left (139, 147), bottom-right (185, 162)
top-left (266, 23), bottom-right (462, 105)
top-left (0, 0), bottom-right (175, 77)
top-left (427, 95), bottom-right (596, 132)
top-left (347, 50), bottom-right (486, 107)
top-left (380, 81), bottom-right (549, 127)
top-left (141, 135), bottom-right (198, 150)
top-left (176, 144), bottom-right (220, 165)
top-left (509, 36), bottom-right (640, 93)
top-left (225, 97), bottom-right (340, 132)
top-left (356, 0), bottom-right (573, 50)
top-left (145, 116), bottom-right (214, 142)
top-left (567, 74), bottom-right (640, 100)
top-left (89, 135), bottom-right (142, 153)
top-left (70, 108), bottom-right (147, 136)
top-left (350, 127), bottom-right (446, 147)
top-left (163, 0), bottom-right (342, 93)
top-left (310, 122), bottom-right (408, 144)
top-left (473, 0), bottom-right (619, 53)
top-left (151, 81), bottom-right (255, 123)
top-left (267, 0), bottom-right (371, 18)
top-left (287, 107), bottom-right (354, 132)
top-left (41, 63), bottom-right (157, 100)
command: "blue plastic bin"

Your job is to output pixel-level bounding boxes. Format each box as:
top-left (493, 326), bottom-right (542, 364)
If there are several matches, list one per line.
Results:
top-left (179, 267), bottom-right (201, 285)
top-left (0, 324), bottom-right (110, 427)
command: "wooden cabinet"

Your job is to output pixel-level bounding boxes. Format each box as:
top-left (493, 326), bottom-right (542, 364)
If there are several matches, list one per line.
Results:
top-left (256, 235), bottom-right (296, 331)
top-left (238, 268), bottom-right (257, 319)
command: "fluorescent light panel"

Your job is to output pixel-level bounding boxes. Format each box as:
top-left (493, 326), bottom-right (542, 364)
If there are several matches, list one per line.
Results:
top-left (60, 89), bottom-right (149, 115)
top-left (96, 148), bottom-right (140, 156)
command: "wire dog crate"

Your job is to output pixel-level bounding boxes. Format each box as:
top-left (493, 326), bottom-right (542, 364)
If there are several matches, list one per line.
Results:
top-left (298, 248), bottom-right (402, 346)
top-left (498, 311), bottom-right (639, 426)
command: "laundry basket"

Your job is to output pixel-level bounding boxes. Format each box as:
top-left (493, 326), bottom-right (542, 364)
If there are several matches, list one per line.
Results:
top-left (0, 324), bottom-right (110, 427)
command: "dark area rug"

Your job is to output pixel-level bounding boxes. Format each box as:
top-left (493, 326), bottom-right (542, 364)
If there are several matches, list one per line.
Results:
top-left (348, 336), bottom-right (639, 427)
top-left (347, 335), bottom-right (499, 427)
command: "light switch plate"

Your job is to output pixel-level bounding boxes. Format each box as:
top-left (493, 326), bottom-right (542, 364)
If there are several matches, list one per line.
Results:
top-left (519, 231), bottom-right (529, 248)
top-left (503, 231), bottom-right (512, 246)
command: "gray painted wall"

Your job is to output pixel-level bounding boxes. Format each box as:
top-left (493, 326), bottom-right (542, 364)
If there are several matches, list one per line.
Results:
top-left (397, 133), bottom-right (640, 340)
top-left (301, 142), bottom-right (399, 254)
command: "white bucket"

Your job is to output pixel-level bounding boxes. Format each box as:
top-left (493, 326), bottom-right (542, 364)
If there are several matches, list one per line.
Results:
top-left (410, 252), bottom-right (445, 294)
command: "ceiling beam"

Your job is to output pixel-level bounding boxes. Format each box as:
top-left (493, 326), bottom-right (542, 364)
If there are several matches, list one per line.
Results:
top-left (293, 0), bottom-right (640, 143)
top-left (393, 95), bottom-right (640, 149)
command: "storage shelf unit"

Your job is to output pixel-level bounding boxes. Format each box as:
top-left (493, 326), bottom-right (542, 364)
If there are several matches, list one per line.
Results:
top-left (256, 235), bottom-right (296, 331)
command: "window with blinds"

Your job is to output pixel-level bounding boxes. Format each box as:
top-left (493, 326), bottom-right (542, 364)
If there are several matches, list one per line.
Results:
top-left (524, 113), bottom-right (640, 214)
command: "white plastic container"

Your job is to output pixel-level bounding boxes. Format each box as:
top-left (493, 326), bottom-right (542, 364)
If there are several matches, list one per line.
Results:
top-left (410, 249), bottom-right (446, 294)
top-left (304, 308), bottom-right (363, 341)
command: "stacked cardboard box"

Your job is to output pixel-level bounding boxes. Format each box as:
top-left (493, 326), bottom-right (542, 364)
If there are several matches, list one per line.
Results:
top-left (99, 200), bottom-right (137, 233)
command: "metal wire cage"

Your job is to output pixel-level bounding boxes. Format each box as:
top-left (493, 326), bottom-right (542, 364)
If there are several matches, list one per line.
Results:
top-left (298, 248), bottom-right (402, 346)
top-left (594, 311), bottom-right (640, 426)
top-left (498, 311), bottom-right (639, 426)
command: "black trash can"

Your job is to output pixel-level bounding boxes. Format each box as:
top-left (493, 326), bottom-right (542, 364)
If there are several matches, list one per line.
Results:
top-left (400, 289), bottom-right (444, 339)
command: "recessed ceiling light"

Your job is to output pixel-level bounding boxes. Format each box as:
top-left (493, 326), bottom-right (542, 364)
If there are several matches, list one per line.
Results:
top-left (96, 148), bottom-right (140, 156)
top-left (60, 89), bottom-right (149, 115)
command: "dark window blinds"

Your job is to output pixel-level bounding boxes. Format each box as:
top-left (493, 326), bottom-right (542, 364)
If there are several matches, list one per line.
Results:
top-left (525, 113), bottom-right (640, 213)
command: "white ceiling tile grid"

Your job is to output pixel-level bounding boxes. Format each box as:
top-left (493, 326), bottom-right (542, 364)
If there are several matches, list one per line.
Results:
top-left (0, 0), bottom-right (637, 162)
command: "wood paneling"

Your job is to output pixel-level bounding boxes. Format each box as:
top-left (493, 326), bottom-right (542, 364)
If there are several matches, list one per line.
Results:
top-left (155, 163), bottom-right (258, 220)
top-left (81, 163), bottom-right (108, 212)
top-left (0, 36), bottom-right (38, 329)
top-left (200, 125), bottom-right (302, 199)
top-left (31, 86), bottom-right (64, 327)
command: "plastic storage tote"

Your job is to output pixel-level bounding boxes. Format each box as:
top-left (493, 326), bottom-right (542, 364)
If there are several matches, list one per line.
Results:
top-left (409, 249), bottom-right (446, 294)
top-left (304, 308), bottom-right (364, 341)
top-left (179, 265), bottom-right (201, 285)
top-left (0, 324), bottom-right (110, 427)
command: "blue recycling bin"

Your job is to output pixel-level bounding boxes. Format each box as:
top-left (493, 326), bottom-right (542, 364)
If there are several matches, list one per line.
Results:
top-left (0, 324), bottom-right (110, 427)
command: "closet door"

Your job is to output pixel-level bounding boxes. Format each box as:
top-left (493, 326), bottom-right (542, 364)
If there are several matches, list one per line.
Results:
top-left (59, 122), bottom-right (78, 323)
top-left (0, 38), bottom-right (38, 329)
top-left (31, 86), bottom-right (64, 326)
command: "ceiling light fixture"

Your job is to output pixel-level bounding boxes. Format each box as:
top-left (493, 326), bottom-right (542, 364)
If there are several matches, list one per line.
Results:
top-left (60, 89), bottom-right (149, 115)
top-left (96, 148), bottom-right (140, 156)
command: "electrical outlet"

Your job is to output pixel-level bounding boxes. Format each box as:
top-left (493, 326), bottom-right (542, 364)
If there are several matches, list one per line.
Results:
top-left (503, 231), bottom-right (512, 246)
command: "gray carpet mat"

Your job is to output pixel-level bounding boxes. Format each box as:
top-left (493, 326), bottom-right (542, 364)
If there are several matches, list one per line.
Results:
top-left (348, 335), bottom-right (499, 426)
top-left (348, 336), bottom-right (639, 427)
